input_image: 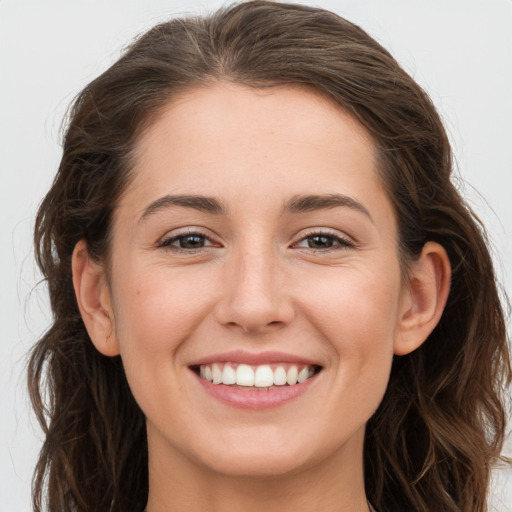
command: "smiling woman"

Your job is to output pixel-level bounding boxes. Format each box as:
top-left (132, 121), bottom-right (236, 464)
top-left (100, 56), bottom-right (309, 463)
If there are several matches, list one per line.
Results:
top-left (28, 2), bottom-right (510, 512)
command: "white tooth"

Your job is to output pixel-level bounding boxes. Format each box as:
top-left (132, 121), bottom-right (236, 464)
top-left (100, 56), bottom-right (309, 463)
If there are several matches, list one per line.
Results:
top-left (204, 365), bottom-right (213, 382)
top-left (199, 366), bottom-right (205, 379)
top-left (273, 366), bottom-right (287, 386)
top-left (236, 364), bottom-right (254, 386)
top-left (254, 365), bottom-right (274, 387)
top-left (212, 363), bottom-right (222, 384)
top-left (308, 367), bottom-right (315, 379)
top-left (287, 365), bottom-right (298, 385)
top-left (297, 366), bottom-right (309, 383)
top-left (221, 363), bottom-right (236, 385)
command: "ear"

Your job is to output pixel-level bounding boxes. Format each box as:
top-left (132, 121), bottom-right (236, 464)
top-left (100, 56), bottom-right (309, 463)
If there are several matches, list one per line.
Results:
top-left (394, 241), bottom-right (451, 356)
top-left (72, 240), bottom-right (120, 357)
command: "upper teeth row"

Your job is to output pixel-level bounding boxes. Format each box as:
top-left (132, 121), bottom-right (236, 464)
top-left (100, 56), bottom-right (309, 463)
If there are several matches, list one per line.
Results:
top-left (199, 363), bottom-right (315, 387)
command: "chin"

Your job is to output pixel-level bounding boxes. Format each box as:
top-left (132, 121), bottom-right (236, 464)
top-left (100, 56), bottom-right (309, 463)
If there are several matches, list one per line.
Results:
top-left (189, 428), bottom-right (332, 479)
top-left (203, 450), bottom-right (311, 479)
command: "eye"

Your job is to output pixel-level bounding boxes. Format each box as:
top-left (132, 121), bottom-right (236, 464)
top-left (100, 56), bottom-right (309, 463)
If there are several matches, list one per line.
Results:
top-left (158, 231), bottom-right (217, 251)
top-left (295, 231), bottom-right (354, 251)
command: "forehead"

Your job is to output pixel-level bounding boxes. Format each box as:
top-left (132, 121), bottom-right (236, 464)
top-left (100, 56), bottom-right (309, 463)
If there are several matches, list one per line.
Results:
top-left (129, 82), bottom-right (380, 198)
top-left (138, 82), bottom-right (375, 153)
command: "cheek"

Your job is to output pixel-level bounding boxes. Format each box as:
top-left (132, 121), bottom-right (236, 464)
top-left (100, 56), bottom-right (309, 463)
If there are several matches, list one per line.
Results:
top-left (301, 264), bottom-right (402, 346)
top-left (298, 265), bottom-right (401, 399)
top-left (109, 266), bottom-right (216, 416)
top-left (109, 265), bottom-right (216, 406)
top-left (113, 265), bottom-right (213, 351)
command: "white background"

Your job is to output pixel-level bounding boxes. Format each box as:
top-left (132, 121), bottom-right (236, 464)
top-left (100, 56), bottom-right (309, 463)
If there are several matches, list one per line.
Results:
top-left (1, 1), bottom-right (511, 510)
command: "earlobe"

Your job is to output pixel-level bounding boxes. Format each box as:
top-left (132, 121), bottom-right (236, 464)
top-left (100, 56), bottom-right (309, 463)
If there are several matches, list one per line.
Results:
top-left (394, 241), bottom-right (451, 356)
top-left (72, 240), bottom-right (120, 357)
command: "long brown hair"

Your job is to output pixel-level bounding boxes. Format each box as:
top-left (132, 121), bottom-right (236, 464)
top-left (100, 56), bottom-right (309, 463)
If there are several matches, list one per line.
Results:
top-left (29, 2), bottom-right (511, 511)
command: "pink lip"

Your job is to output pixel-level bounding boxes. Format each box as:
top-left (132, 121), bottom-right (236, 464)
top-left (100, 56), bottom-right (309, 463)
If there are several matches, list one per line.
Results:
top-left (192, 369), bottom-right (320, 410)
top-left (189, 350), bottom-right (322, 367)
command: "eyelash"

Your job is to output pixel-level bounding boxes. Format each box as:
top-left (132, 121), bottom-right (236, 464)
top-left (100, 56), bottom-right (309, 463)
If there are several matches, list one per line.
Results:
top-left (293, 230), bottom-right (355, 251)
top-left (158, 230), bottom-right (217, 252)
top-left (158, 229), bottom-right (355, 253)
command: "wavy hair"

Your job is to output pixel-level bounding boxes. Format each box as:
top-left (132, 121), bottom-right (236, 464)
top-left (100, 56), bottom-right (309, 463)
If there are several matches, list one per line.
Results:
top-left (29, 2), bottom-right (510, 511)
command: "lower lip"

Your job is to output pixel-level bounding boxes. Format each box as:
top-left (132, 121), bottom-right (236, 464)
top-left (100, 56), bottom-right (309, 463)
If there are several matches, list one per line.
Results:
top-left (192, 370), bottom-right (319, 410)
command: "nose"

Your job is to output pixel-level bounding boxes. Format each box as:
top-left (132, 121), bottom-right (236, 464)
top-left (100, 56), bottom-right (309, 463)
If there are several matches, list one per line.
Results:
top-left (214, 246), bottom-right (295, 335)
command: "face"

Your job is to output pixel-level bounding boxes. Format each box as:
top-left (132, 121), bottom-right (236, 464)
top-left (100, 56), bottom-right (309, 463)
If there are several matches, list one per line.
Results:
top-left (103, 83), bottom-right (412, 478)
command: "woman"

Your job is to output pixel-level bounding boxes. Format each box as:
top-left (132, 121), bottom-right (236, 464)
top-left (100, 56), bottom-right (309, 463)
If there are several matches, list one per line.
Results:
top-left (28, 1), bottom-right (510, 511)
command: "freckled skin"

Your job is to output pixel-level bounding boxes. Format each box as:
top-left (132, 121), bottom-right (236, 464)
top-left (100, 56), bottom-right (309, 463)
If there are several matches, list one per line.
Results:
top-left (105, 83), bottom-right (412, 512)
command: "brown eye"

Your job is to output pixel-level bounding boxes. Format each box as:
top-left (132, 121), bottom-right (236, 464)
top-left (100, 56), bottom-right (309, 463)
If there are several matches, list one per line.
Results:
top-left (307, 235), bottom-right (335, 249)
top-left (295, 232), bottom-right (354, 251)
top-left (159, 232), bottom-right (214, 251)
top-left (176, 234), bottom-right (207, 249)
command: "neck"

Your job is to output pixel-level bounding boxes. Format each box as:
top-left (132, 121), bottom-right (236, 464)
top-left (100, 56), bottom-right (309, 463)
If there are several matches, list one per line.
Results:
top-left (145, 425), bottom-right (370, 512)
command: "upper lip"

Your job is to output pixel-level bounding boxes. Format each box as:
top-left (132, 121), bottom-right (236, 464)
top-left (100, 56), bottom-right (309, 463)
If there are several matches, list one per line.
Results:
top-left (189, 350), bottom-right (323, 367)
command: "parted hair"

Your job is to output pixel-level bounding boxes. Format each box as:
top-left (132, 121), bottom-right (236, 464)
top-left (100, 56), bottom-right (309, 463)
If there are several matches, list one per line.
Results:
top-left (29, 1), bottom-right (510, 511)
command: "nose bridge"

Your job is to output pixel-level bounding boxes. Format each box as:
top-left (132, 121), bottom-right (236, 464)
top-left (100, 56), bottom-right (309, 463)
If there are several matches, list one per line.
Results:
top-left (215, 239), bottom-right (293, 333)
top-left (237, 246), bottom-right (275, 302)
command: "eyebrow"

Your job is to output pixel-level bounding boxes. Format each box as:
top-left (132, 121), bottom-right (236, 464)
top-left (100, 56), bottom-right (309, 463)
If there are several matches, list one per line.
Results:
top-left (139, 194), bottom-right (225, 222)
top-left (139, 192), bottom-right (372, 222)
top-left (283, 194), bottom-right (373, 221)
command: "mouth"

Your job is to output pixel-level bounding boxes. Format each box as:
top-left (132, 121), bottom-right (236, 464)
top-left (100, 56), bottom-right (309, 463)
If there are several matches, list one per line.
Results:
top-left (191, 362), bottom-right (322, 390)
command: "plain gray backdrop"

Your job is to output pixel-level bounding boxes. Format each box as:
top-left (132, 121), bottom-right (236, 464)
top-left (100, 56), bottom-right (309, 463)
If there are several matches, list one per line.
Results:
top-left (1, 1), bottom-right (511, 510)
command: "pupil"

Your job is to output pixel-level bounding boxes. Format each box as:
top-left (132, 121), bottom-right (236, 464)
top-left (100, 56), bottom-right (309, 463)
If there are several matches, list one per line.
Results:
top-left (309, 235), bottom-right (332, 248)
top-left (181, 235), bottom-right (204, 248)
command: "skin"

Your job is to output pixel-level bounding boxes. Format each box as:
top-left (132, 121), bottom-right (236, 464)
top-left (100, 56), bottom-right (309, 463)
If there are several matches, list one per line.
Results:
top-left (73, 83), bottom-right (451, 512)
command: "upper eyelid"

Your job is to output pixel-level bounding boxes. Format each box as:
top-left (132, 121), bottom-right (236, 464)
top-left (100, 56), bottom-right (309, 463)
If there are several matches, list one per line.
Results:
top-left (159, 226), bottom-right (217, 240)
top-left (299, 227), bottom-right (346, 235)
top-left (294, 227), bottom-right (354, 241)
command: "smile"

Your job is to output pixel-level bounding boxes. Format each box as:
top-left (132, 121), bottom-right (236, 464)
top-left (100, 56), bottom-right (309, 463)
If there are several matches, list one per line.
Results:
top-left (196, 362), bottom-right (319, 389)
top-left (189, 351), bottom-right (323, 409)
